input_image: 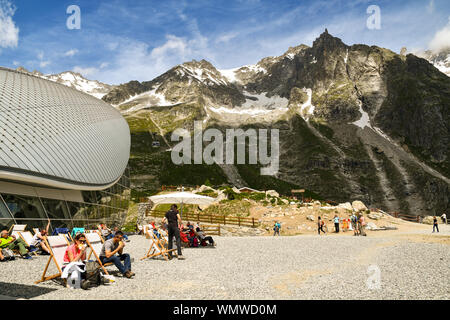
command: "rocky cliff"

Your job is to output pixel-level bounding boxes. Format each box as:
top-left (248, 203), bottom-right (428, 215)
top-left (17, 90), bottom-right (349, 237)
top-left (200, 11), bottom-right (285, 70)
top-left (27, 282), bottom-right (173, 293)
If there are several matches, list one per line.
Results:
top-left (102, 30), bottom-right (450, 216)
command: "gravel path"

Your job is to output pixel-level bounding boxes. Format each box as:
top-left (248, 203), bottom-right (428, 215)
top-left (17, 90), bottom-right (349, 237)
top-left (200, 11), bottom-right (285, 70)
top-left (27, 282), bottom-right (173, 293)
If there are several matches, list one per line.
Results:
top-left (1, 231), bottom-right (449, 300)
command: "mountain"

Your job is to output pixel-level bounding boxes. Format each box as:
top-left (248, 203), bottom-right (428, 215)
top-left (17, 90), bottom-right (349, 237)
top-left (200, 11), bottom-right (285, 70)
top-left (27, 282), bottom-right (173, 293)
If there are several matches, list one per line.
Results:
top-left (15, 67), bottom-right (113, 99)
top-left (103, 30), bottom-right (450, 216)
top-left (416, 48), bottom-right (450, 77)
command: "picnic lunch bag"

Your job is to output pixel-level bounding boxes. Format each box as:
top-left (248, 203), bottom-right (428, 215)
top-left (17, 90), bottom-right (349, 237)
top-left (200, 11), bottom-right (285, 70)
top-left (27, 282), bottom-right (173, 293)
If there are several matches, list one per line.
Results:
top-left (82, 261), bottom-right (102, 289)
top-left (2, 248), bottom-right (15, 260)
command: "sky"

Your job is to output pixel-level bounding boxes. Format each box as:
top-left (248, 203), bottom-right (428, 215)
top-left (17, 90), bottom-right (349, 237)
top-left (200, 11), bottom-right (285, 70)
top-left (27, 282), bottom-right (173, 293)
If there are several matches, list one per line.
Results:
top-left (0, 0), bottom-right (449, 85)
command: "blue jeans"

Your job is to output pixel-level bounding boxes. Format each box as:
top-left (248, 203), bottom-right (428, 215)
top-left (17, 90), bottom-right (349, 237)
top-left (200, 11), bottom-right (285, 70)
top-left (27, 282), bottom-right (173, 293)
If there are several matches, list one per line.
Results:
top-left (100, 254), bottom-right (131, 274)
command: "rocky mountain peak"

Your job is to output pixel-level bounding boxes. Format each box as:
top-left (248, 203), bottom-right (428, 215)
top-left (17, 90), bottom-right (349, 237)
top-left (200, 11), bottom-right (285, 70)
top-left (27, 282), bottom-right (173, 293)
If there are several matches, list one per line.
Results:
top-left (312, 29), bottom-right (347, 51)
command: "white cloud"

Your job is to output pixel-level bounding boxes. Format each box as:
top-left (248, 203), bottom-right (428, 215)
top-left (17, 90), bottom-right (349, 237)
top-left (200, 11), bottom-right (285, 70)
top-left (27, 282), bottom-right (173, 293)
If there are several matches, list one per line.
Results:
top-left (64, 49), bottom-right (79, 57)
top-left (99, 62), bottom-right (109, 69)
top-left (12, 60), bottom-right (19, 65)
top-left (0, 0), bottom-right (19, 49)
top-left (428, 17), bottom-right (450, 52)
top-left (73, 66), bottom-right (99, 77)
top-left (216, 32), bottom-right (239, 44)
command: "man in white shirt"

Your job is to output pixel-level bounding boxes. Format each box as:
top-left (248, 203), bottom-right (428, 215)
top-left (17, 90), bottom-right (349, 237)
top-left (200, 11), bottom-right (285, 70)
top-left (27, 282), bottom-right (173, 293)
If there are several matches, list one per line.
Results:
top-left (441, 213), bottom-right (447, 224)
top-left (30, 220), bottom-right (51, 254)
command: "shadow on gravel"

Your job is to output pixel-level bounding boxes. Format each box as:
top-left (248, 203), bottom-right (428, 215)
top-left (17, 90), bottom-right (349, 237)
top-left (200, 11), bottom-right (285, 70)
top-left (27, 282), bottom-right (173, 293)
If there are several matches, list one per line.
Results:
top-left (0, 282), bottom-right (58, 299)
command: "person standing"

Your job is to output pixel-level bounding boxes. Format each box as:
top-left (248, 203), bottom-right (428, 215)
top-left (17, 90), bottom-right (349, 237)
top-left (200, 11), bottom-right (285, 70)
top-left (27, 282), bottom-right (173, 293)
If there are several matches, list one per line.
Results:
top-left (273, 221), bottom-right (281, 236)
top-left (162, 204), bottom-right (184, 260)
top-left (334, 215), bottom-right (340, 233)
top-left (351, 212), bottom-right (359, 236)
top-left (359, 214), bottom-right (367, 236)
top-left (317, 217), bottom-right (326, 235)
top-left (441, 213), bottom-right (447, 225)
top-left (432, 216), bottom-right (439, 233)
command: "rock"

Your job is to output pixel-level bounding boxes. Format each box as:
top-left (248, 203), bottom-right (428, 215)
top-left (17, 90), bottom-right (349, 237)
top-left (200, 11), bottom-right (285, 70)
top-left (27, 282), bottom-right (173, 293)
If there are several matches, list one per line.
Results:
top-left (232, 187), bottom-right (241, 194)
top-left (306, 215), bottom-right (315, 221)
top-left (214, 191), bottom-right (227, 203)
top-left (281, 199), bottom-right (289, 205)
top-left (368, 212), bottom-right (382, 220)
top-left (422, 216), bottom-right (435, 225)
top-left (197, 185), bottom-right (216, 193)
top-left (352, 200), bottom-right (368, 212)
top-left (313, 201), bottom-right (321, 208)
top-left (266, 190), bottom-right (279, 198)
top-left (366, 222), bottom-right (378, 230)
top-left (338, 202), bottom-right (353, 211)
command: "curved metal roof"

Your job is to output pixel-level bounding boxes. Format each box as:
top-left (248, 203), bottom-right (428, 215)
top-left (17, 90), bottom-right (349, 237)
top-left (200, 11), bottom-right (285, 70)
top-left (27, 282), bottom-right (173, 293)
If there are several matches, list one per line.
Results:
top-left (0, 67), bottom-right (130, 190)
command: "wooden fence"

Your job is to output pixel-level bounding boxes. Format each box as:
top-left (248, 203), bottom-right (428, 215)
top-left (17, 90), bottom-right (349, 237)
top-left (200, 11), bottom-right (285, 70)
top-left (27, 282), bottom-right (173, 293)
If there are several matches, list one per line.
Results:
top-left (389, 211), bottom-right (421, 223)
top-left (199, 224), bottom-right (221, 236)
top-left (145, 209), bottom-right (258, 228)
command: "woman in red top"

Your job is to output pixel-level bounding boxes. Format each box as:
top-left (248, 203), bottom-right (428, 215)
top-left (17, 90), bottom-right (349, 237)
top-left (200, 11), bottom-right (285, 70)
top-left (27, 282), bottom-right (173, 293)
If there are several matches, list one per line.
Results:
top-left (64, 233), bottom-right (87, 263)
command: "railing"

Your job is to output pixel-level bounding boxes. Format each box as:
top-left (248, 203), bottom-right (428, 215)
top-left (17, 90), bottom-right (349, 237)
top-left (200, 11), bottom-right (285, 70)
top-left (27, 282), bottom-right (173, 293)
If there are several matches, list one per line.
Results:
top-left (199, 224), bottom-right (221, 236)
top-left (383, 210), bottom-right (421, 223)
top-left (145, 209), bottom-right (259, 228)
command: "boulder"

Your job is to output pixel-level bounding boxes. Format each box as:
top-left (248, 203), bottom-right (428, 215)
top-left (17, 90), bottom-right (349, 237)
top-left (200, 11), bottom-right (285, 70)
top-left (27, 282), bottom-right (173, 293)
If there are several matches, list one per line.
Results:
top-left (368, 212), bottom-right (382, 220)
top-left (366, 222), bottom-right (378, 230)
top-left (232, 187), bottom-right (241, 194)
top-left (338, 202), bottom-right (353, 211)
top-left (197, 185), bottom-right (216, 193)
top-left (214, 191), bottom-right (227, 203)
top-left (281, 199), bottom-right (289, 205)
top-left (422, 216), bottom-right (435, 225)
top-left (266, 190), bottom-right (279, 198)
top-left (313, 201), bottom-right (321, 208)
top-left (306, 215), bottom-right (315, 221)
top-left (352, 200), bottom-right (368, 212)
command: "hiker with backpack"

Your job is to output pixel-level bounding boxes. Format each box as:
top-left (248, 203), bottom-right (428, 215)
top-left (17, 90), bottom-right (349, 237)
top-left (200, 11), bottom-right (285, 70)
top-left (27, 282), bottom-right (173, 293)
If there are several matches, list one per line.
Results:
top-left (273, 221), bottom-right (281, 236)
top-left (317, 217), bottom-right (326, 235)
top-left (351, 212), bottom-right (359, 236)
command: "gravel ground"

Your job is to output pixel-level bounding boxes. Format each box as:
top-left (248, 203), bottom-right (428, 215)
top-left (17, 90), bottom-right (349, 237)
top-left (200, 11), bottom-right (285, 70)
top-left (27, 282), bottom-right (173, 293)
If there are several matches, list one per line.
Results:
top-left (0, 228), bottom-right (449, 300)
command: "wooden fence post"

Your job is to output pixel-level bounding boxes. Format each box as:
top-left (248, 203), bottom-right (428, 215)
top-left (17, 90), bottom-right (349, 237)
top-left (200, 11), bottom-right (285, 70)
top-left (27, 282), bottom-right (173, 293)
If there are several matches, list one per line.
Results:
top-left (218, 225), bottom-right (221, 236)
top-left (224, 216), bottom-right (226, 225)
top-left (252, 218), bottom-right (255, 228)
top-left (238, 216), bottom-right (241, 227)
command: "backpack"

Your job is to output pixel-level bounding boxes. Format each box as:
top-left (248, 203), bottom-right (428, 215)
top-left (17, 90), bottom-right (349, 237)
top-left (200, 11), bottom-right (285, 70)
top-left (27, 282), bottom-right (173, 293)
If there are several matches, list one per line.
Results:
top-left (82, 261), bottom-right (102, 289)
top-left (192, 237), bottom-right (199, 247)
top-left (2, 248), bottom-right (15, 260)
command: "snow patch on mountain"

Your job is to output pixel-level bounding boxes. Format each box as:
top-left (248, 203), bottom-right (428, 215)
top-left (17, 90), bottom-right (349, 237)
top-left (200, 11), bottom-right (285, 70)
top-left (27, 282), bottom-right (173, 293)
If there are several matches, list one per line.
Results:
top-left (179, 65), bottom-right (228, 86)
top-left (299, 88), bottom-right (315, 120)
top-left (219, 68), bottom-right (240, 83)
top-left (119, 86), bottom-right (183, 114)
top-left (352, 102), bottom-right (372, 129)
top-left (242, 91), bottom-right (289, 109)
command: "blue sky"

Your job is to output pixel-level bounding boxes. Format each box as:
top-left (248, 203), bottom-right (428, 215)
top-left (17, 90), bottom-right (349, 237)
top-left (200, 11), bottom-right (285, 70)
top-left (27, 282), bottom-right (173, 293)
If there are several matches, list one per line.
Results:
top-left (0, 0), bottom-right (449, 84)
